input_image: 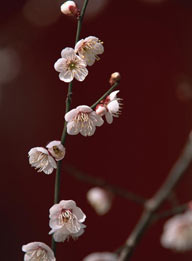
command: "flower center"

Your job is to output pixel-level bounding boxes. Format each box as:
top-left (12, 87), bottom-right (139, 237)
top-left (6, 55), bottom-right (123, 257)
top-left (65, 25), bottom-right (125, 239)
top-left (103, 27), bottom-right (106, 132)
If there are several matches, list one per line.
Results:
top-left (75, 112), bottom-right (89, 123)
top-left (28, 248), bottom-right (48, 261)
top-left (68, 61), bottom-right (76, 70)
top-left (59, 209), bottom-right (72, 225)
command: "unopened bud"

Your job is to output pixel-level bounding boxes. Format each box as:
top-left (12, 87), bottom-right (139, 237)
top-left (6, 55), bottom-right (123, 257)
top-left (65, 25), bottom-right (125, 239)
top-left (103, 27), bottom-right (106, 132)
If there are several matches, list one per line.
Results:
top-left (109, 72), bottom-right (121, 86)
top-left (95, 104), bottom-right (106, 116)
top-left (60, 1), bottom-right (79, 17)
top-left (87, 187), bottom-right (112, 215)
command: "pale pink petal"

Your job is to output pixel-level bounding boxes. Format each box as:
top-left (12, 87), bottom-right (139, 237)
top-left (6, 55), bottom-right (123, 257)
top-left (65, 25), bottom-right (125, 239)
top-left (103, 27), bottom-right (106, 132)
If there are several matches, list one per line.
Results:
top-left (61, 47), bottom-right (76, 59)
top-left (107, 100), bottom-right (119, 113)
top-left (54, 58), bottom-right (67, 72)
top-left (74, 67), bottom-right (88, 81)
top-left (109, 90), bottom-right (120, 101)
top-left (65, 108), bottom-right (78, 122)
top-left (67, 121), bottom-right (79, 135)
top-left (59, 70), bottom-right (73, 82)
top-left (75, 39), bottom-right (84, 53)
top-left (105, 112), bottom-right (113, 124)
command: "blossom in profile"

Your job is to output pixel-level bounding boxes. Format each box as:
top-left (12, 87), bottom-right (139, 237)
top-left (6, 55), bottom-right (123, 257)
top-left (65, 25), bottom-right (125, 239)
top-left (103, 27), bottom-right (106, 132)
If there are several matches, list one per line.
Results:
top-left (54, 47), bottom-right (88, 82)
top-left (83, 252), bottom-right (118, 261)
top-left (95, 90), bottom-right (122, 124)
top-left (65, 105), bottom-right (104, 136)
top-left (49, 200), bottom-right (86, 242)
top-left (75, 36), bottom-right (104, 66)
top-left (28, 147), bottom-right (57, 174)
top-left (22, 242), bottom-right (55, 261)
top-left (46, 140), bottom-right (65, 161)
top-left (60, 1), bottom-right (79, 17)
top-left (161, 210), bottom-right (192, 251)
top-left (87, 187), bottom-right (112, 215)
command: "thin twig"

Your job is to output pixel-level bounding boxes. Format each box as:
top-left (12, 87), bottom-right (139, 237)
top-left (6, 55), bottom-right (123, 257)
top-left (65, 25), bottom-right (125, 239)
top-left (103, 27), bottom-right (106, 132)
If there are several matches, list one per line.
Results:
top-left (119, 133), bottom-right (192, 261)
top-left (152, 203), bottom-right (188, 222)
top-left (91, 81), bottom-right (119, 109)
top-left (64, 164), bottom-right (146, 205)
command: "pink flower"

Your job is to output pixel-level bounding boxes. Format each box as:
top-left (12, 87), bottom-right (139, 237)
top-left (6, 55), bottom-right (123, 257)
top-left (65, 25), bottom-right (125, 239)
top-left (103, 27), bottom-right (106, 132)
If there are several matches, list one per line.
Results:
top-left (28, 147), bottom-right (57, 174)
top-left (46, 140), bottom-right (65, 161)
top-left (161, 210), bottom-right (192, 251)
top-left (96, 90), bottom-right (122, 124)
top-left (49, 200), bottom-right (86, 242)
top-left (54, 48), bottom-right (88, 83)
top-left (22, 242), bottom-right (55, 261)
top-left (75, 36), bottom-right (104, 66)
top-left (65, 105), bottom-right (104, 136)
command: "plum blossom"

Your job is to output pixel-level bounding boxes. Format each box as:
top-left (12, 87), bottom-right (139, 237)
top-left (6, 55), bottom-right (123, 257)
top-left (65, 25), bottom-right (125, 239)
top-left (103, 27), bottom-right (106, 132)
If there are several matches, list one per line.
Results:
top-left (161, 210), bottom-right (192, 251)
top-left (54, 47), bottom-right (88, 83)
top-left (95, 90), bottom-right (122, 124)
top-left (28, 147), bottom-right (57, 174)
top-left (87, 187), bottom-right (112, 215)
top-left (46, 140), bottom-right (65, 161)
top-left (49, 200), bottom-right (86, 242)
top-left (22, 242), bottom-right (55, 261)
top-left (65, 105), bottom-right (104, 136)
top-left (75, 36), bottom-right (104, 66)
top-left (60, 1), bottom-right (79, 17)
top-left (83, 252), bottom-right (118, 261)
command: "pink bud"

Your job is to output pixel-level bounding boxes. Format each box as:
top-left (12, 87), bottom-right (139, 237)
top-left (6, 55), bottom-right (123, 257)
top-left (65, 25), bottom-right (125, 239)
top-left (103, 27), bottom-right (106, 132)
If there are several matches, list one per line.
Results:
top-left (95, 104), bottom-right (106, 116)
top-left (60, 1), bottom-right (79, 17)
top-left (109, 72), bottom-right (121, 86)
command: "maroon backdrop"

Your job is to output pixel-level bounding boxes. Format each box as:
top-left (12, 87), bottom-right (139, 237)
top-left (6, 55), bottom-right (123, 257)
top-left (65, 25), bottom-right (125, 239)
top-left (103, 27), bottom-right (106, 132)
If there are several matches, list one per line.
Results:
top-left (1, 0), bottom-right (192, 260)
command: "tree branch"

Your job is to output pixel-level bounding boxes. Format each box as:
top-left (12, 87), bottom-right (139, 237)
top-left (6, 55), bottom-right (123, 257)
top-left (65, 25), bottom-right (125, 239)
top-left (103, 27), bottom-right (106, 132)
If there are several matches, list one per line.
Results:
top-left (119, 133), bottom-right (192, 260)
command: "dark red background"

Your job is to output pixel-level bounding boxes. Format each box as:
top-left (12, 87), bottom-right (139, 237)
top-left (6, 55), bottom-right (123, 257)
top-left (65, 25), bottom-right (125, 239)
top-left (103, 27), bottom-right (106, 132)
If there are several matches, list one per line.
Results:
top-left (1, 0), bottom-right (192, 260)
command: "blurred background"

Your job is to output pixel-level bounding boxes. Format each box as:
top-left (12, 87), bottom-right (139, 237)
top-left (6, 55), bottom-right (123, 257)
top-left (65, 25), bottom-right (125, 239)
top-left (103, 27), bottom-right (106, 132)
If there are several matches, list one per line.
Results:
top-left (1, 0), bottom-right (192, 260)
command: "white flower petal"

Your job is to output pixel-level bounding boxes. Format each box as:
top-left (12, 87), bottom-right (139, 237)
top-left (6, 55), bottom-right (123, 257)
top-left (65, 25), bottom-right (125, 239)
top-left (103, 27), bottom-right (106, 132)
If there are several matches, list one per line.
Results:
top-left (105, 112), bottom-right (113, 124)
top-left (107, 100), bottom-right (119, 113)
top-left (59, 70), bottom-right (74, 82)
top-left (61, 47), bottom-right (76, 59)
top-left (54, 58), bottom-right (67, 72)
top-left (109, 90), bottom-right (120, 101)
top-left (74, 67), bottom-right (88, 82)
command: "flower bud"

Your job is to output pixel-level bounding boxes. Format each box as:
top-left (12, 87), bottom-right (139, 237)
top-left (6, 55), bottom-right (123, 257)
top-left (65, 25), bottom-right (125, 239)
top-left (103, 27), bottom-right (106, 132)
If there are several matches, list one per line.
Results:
top-left (109, 72), bottom-right (121, 86)
top-left (95, 104), bottom-right (106, 116)
top-left (87, 187), bottom-right (112, 215)
top-left (60, 1), bottom-right (79, 17)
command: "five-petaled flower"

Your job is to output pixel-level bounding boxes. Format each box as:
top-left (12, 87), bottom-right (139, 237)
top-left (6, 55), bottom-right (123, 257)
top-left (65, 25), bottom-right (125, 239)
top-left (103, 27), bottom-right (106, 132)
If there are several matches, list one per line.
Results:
top-left (28, 147), bottom-right (57, 174)
top-left (161, 210), bottom-right (192, 251)
top-left (22, 242), bottom-right (55, 261)
top-left (65, 105), bottom-right (104, 136)
top-left (83, 252), bottom-right (118, 261)
top-left (49, 200), bottom-right (86, 242)
top-left (46, 140), bottom-right (65, 161)
top-left (54, 47), bottom-right (88, 83)
top-left (95, 90), bottom-right (122, 124)
top-left (75, 36), bottom-right (104, 66)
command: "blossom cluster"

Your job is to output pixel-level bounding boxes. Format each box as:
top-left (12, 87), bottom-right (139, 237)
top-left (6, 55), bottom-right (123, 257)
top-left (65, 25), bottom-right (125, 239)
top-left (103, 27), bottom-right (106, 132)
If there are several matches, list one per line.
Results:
top-left (24, 1), bottom-right (122, 260)
top-left (54, 36), bottom-right (104, 83)
top-left (65, 90), bottom-right (122, 137)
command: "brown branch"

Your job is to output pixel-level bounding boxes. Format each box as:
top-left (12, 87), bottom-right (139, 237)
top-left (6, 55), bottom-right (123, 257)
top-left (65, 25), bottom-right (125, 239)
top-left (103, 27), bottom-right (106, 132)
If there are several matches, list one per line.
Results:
top-left (119, 133), bottom-right (192, 261)
top-left (64, 164), bottom-right (146, 205)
